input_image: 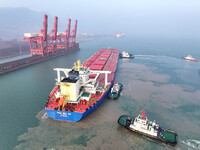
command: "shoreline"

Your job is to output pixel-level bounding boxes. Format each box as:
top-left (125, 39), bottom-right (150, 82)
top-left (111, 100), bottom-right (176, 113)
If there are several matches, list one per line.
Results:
top-left (0, 52), bottom-right (30, 60)
top-left (0, 36), bottom-right (107, 60)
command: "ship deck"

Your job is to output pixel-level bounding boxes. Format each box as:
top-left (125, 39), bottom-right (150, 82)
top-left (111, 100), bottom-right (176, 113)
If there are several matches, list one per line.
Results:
top-left (158, 130), bottom-right (176, 142)
top-left (46, 49), bottom-right (119, 113)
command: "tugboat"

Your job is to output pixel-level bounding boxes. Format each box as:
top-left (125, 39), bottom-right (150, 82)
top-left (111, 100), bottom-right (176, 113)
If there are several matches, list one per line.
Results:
top-left (108, 80), bottom-right (123, 99)
top-left (183, 54), bottom-right (198, 62)
top-left (118, 110), bottom-right (177, 146)
top-left (119, 51), bottom-right (134, 59)
top-left (115, 33), bottom-right (124, 38)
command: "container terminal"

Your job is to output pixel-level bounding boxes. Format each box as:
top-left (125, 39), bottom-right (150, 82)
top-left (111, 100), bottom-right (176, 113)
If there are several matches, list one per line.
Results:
top-left (0, 14), bottom-right (79, 75)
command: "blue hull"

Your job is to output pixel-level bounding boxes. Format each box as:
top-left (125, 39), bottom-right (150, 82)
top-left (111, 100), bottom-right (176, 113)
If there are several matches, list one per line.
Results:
top-left (46, 80), bottom-right (114, 122)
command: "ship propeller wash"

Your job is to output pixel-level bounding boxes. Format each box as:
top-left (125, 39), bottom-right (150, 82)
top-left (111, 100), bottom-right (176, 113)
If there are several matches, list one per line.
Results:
top-left (45, 49), bottom-right (119, 122)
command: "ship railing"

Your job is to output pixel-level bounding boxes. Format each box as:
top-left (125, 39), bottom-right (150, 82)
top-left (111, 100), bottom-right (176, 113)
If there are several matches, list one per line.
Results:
top-left (50, 85), bottom-right (59, 97)
top-left (96, 88), bottom-right (104, 92)
top-left (66, 96), bottom-right (81, 104)
top-left (96, 86), bottom-right (107, 92)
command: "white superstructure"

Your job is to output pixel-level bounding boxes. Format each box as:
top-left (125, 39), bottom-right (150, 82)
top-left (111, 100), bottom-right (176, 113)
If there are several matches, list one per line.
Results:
top-left (129, 111), bottom-right (160, 137)
top-left (121, 51), bottom-right (130, 57)
top-left (115, 33), bottom-right (124, 38)
top-left (120, 51), bottom-right (133, 58)
top-left (184, 55), bottom-right (196, 61)
top-left (110, 83), bottom-right (120, 94)
top-left (53, 60), bottom-right (111, 104)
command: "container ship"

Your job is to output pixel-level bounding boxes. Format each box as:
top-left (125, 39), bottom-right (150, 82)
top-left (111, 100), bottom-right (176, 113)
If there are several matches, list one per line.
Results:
top-left (118, 110), bottom-right (177, 146)
top-left (45, 48), bottom-right (119, 122)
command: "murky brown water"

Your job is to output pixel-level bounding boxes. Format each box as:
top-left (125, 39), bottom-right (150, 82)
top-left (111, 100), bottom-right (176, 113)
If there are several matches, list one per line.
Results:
top-left (14, 59), bottom-right (200, 150)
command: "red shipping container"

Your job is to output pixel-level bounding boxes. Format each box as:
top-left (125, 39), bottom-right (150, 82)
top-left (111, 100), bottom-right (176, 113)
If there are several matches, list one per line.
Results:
top-left (97, 58), bottom-right (107, 61)
top-left (92, 60), bottom-right (106, 65)
top-left (89, 64), bottom-right (104, 70)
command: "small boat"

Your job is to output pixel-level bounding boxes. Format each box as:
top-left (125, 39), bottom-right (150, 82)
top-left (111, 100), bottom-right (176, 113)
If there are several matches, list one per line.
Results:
top-left (115, 33), bottom-right (124, 38)
top-left (119, 51), bottom-right (134, 59)
top-left (108, 80), bottom-right (123, 99)
top-left (118, 110), bottom-right (177, 146)
top-left (183, 55), bottom-right (198, 62)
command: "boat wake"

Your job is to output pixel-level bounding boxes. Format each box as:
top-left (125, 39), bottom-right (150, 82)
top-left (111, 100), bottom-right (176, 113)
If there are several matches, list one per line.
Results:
top-left (181, 139), bottom-right (200, 149)
top-left (134, 54), bottom-right (181, 62)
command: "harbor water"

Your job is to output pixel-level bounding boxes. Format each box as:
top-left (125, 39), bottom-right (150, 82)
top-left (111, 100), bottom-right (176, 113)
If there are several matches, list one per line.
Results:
top-left (0, 36), bottom-right (200, 150)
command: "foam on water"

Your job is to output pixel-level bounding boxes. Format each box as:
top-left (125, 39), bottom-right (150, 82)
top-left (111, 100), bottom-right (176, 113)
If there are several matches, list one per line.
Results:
top-left (42, 113), bottom-right (49, 120)
top-left (182, 139), bottom-right (200, 149)
top-left (135, 54), bottom-right (184, 63)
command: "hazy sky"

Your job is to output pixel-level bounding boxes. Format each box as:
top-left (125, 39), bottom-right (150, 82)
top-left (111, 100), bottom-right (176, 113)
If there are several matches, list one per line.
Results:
top-left (1, 0), bottom-right (200, 37)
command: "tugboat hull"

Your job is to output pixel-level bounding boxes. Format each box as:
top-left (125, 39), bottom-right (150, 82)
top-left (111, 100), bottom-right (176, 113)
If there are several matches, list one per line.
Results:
top-left (118, 115), bottom-right (177, 146)
top-left (119, 55), bottom-right (134, 59)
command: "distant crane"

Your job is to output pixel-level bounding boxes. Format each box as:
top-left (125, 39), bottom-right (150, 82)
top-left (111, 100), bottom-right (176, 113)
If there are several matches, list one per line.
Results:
top-left (70, 20), bottom-right (78, 48)
top-left (24, 15), bottom-right (48, 56)
top-left (57, 19), bottom-right (71, 51)
top-left (0, 14), bottom-right (79, 75)
top-left (24, 14), bottom-right (79, 57)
